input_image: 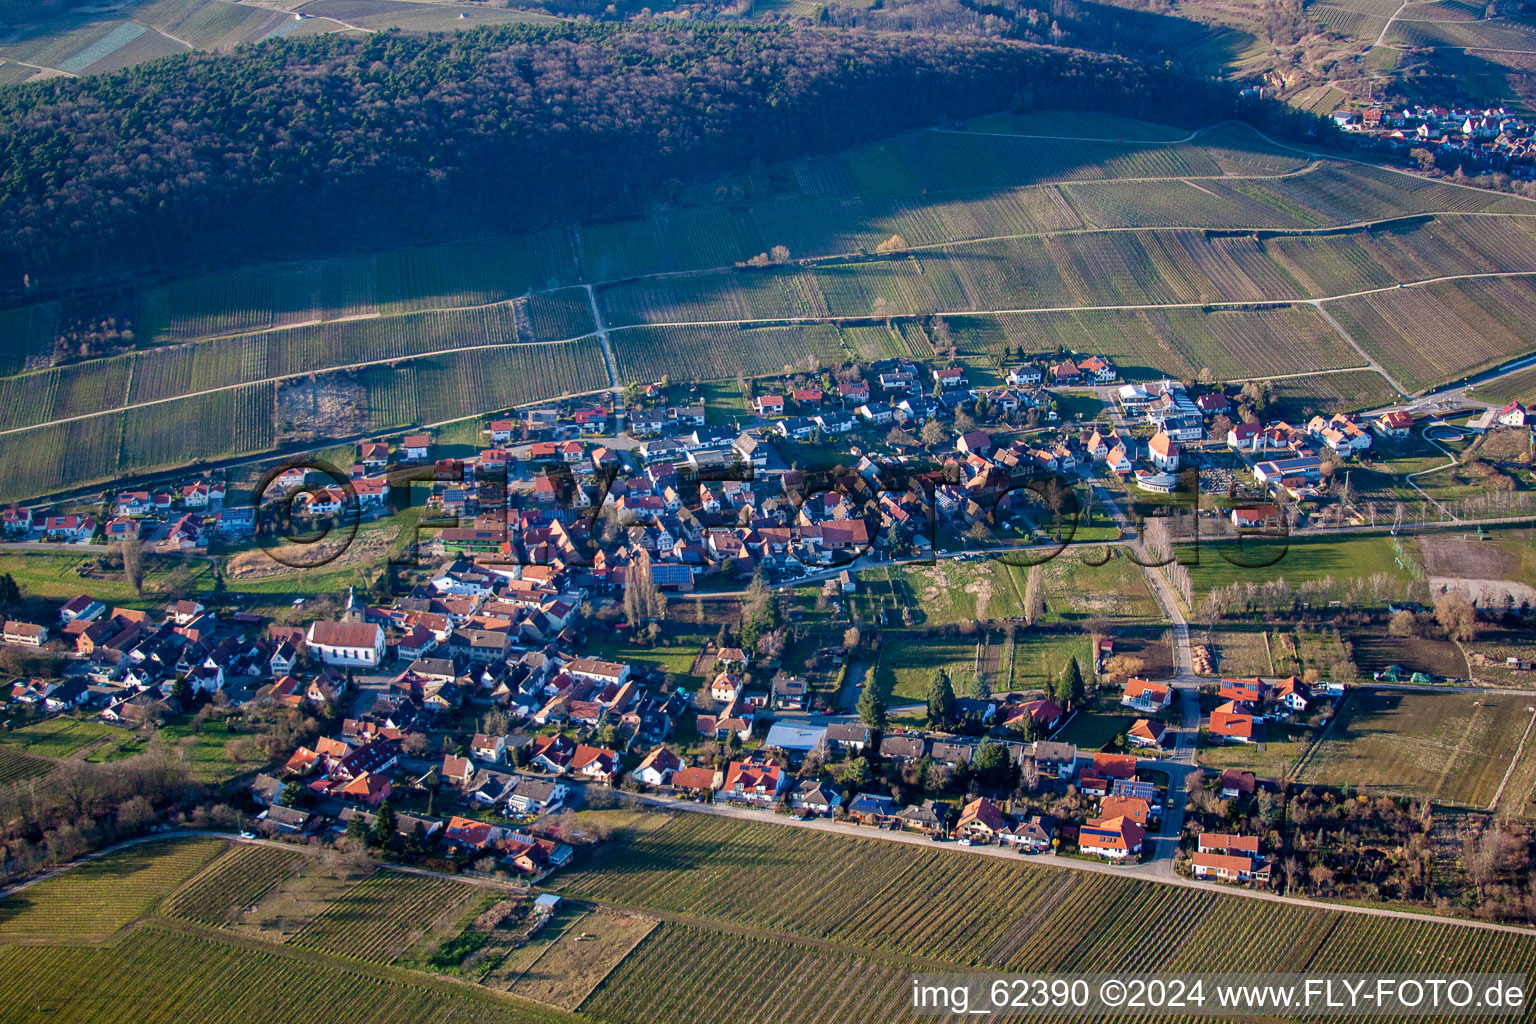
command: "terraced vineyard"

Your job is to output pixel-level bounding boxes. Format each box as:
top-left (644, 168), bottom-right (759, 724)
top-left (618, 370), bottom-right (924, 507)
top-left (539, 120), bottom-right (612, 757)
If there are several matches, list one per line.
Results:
top-left (561, 814), bottom-right (1536, 1024)
top-left (1475, 362), bottom-right (1536, 406)
top-left (5, 110), bottom-right (1536, 508)
top-left (1266, 369), bottom-right (1403, 416)
top-left (0, 839), bottom-right (225, 940)
top-left (137, 230), bottom-right (579, 342)
top-left (596, 217), bottom-right (1536, 331)
top-left (611, 323), bottom-right (844, 382)
top-left (0, 927), bottom-right (572, 1024)
top-left (289, 870), bottom-right (476, 963)
top-left (0, 304), bottom-right (529, 433)
top-left (1326, 274), bottom-right (1536, 392)
top-left (0, 339), bottom-right (607, 503)
top-left (582, 922), bottom-right (916, 1024)
top-left (974, 305), bottom-right (1360, 382)
top-left (0, 748), bottom-right (52, 784)
top-left (163, 844), bottom-right (305, 927)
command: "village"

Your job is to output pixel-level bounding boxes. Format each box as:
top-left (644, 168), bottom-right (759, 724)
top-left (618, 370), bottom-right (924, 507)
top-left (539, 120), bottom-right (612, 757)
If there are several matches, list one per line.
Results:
top-left (1334, 102), bottom-right (1536, 179)
top-left (5, 346), bottom-right (1497, 893)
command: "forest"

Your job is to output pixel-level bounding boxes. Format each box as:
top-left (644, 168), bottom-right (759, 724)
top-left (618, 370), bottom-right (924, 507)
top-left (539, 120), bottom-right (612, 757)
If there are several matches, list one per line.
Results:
top-left (0, 23), bottom-right (1322, 296)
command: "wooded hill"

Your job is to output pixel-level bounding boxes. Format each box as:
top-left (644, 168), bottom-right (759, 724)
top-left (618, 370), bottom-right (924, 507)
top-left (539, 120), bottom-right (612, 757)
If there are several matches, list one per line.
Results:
top-left (0, 24), bottom-right (1322, 295)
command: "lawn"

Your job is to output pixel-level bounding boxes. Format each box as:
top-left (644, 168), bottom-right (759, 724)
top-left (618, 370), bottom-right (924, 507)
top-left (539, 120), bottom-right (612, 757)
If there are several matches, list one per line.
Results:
top-left (0, 716), bottom-right (122, 759)
top-left (584, 631), bottom-right (710, 683)
top-left (884, 560), bottom-right (1026, 624)
top-left (1030, 549), bottom-right (1160, 622)
top-left (93, 713), bottom-right (271, 783)
top-left (0, 550), bottom-right (214, 613)
top-left (872, 635), bottom-right (977, 703)
top-left (1054, 707), bottom-right (1135, 751)
top-left (1007, 631), bottom-right (1095, 691)
top-left (1199, 720), bottom-right (1317, 780)
top-left (1297, 688), bottom-right (1534, 806)
top-left (1180, 534), bottom-right (1414, 606)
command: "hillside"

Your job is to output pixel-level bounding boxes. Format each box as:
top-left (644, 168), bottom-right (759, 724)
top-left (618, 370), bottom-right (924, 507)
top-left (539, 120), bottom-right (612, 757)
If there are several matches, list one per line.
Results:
top-left (0, 23), bottom-right (1313, 294)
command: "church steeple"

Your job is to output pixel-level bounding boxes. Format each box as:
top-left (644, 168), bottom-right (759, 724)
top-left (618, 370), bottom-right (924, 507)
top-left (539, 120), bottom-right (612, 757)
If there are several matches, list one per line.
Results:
top-left (342, 585), bottom-right (364, 623)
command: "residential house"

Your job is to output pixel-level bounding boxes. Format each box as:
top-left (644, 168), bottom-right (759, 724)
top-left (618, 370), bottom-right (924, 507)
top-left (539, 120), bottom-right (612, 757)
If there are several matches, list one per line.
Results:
top-left (1231, 505), bottom-right (1284, 531)
top-left (1209, 700), bottom-right (1259, 743)
top-left (1373, 411), bottom-right (1414, 438)
top-left (846, 792), bottom-right (899, 826)
top-left (1000, 815), bottom-right (1054, 853)
top-left (669, 766), bottom-right (721, 795)
top-left (470, 733), bottom-right (508, 763)
top-left (2, 621), bottom-right (47, 647)
top-left (826, 722), bottom-right (870, 754)
top-left (720, 757), bottom-right (787, 806)
top-left (263, 805), bottom-right (316, 834)
top-left (898, 799), bottom-right (952, 836)
top-left (955, 797), bottom-right (1006, 843)
top-left (1218, 768), bottom-right (1258, 800)
top-left (505, 777), bottom-right (569, 815)
top-left (791, 779), bottom-right (842, 817)
top-left (1033, 741), bottom-right (1078, 779)
top-left (570, 744), bottom-right (621, 785)
top-left (1192, 833), bottom-right (1269, 883)
top-left (1078, 815), bottom-right (1145, 860)
top-left (1100, 795), bottom-right (1152, 825)
top-left (634, 746), bottom-right (684, 786)
top-left (401, 434), bottom-right (433, 462)
top-left (1121, 678), bottom-right (1171, 712)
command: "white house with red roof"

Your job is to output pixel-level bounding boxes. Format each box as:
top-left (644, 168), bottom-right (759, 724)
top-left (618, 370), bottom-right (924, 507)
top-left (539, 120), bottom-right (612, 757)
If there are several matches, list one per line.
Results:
top-left (720, 756), bottom-right (787, 806)
top-left (570, 744), bottom-right (621, 785)
top-left (1147, 430), bottom-right (1181, 471)
top-left (1373, 410), bottom-right (1414, 438)
top-left (1192, 833), bottom-right (1270, 883)
top-left (1078, 816), bottom-right (1145, 860)
top-left (1121, 678), bottom-right (1171, 712)
top-left (1498, 401), bottom-right (1527, 427)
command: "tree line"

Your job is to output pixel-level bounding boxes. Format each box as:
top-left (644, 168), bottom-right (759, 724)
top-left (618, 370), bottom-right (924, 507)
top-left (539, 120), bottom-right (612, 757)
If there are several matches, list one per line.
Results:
top-left (0, 23), bottom-right (1327, 297)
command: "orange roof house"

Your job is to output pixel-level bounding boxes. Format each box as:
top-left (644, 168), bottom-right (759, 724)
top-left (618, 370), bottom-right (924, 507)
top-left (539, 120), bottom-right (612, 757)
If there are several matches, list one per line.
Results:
top-left (1078, 816), bottom-right (1146, 859)
top-left (1209, 700), bottom-right (1258, 742)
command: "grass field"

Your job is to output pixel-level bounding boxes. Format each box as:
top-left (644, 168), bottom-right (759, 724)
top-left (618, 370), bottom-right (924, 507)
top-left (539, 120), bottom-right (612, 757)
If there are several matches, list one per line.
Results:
top-left (94, 712), bottom-right (271, 782)
top-left (1181, 534), bottom-right (1416, 608)
top-left (872, 635), bottom-right (978, 703)
top-left (1200, 719), bottom-right (1317, 779)
top-left (0, 716), bottom-right (123, 759)
top-left (504, 909), bottom-right (657, 1010)
top-left (0, 550), bottom-right (214, 611)
top-left (1297, 688), bottom-right (1534, 806)
top-left (0, 839), bottom-right (225, 940)
top-left (1054, 708), bottom-right (1137, 750)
